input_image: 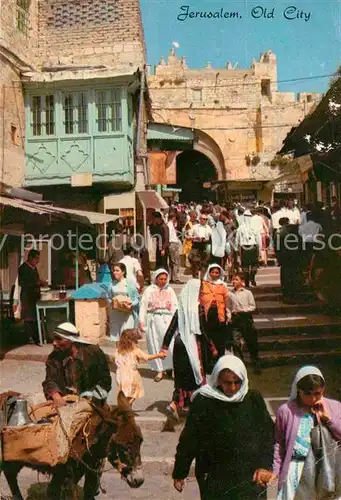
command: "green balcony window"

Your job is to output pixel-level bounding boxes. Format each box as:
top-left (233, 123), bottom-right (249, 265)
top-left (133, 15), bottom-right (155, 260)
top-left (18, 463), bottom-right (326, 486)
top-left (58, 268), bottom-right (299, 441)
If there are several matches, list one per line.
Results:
top-left (95, 89), bottom-right (122, 133)
top-left (63, 92), bottom-right (88, 135)
top-left (31, 95), bottom-right (55, 136)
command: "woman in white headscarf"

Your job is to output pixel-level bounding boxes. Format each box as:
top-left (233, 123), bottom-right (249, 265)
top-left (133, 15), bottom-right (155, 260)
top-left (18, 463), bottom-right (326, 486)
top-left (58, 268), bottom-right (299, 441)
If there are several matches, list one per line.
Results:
top-left (161, 271), bottom-right (230, 421)
top-left (139, 269), bottom-right (178, 382)
top-left (198, 264), bottom-right (231, 374)
top-left (172, 355), bottom-right (274, 499)
top-left (269, 365), bottom-right (341, 500)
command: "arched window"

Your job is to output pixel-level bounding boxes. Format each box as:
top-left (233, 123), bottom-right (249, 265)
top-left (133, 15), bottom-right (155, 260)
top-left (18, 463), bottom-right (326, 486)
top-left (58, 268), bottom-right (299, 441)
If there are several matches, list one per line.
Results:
top-left (16, 0), bottom-right (30, 35)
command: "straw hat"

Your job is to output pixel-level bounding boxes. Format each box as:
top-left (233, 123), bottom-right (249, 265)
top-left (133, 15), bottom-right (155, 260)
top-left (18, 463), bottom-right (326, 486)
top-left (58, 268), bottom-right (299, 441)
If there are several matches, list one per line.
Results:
top-left (53, 322), bottom-right (95, 345)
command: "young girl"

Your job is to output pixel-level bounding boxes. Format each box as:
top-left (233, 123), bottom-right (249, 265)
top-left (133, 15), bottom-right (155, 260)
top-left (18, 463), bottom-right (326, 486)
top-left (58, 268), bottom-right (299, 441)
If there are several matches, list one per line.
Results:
top-left (269, 366), bottom-right (341, 500)
top-left (114, 329), bottom-right (166, 406)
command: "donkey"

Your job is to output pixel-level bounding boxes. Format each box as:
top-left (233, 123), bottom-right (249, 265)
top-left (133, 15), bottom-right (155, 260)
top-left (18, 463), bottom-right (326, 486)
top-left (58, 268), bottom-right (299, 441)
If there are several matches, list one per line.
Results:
top-left (1, 392), bottom-right (144, 500)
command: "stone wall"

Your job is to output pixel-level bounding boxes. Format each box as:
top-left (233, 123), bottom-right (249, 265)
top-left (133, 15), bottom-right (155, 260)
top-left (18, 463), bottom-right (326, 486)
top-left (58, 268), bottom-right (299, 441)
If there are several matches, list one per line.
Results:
top-left (0, 59), bottom-right (25, 187)
top-left (0, 0), bottom-right (39, 67)
top-left (37, 0), bottom-right (146, 71)
top-left (0, 0), bottom-right (147, 189)
top-left (0, 0), bottom-right (39, 187)
top-left (148, 49), bottom-right (320, 184)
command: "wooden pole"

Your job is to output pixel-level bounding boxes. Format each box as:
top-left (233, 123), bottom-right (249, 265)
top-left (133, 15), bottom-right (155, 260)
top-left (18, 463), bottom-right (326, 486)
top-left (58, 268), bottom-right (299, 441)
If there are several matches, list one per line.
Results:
top-left (75, 225), bottom-right (79, 290)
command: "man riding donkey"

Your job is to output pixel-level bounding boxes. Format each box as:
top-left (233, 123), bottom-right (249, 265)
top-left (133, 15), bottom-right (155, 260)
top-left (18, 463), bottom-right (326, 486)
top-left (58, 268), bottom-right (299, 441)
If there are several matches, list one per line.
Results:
top-left (1, 323), bottom-right (144, 500)
top-left (42, 322), bottom-right (112, 498)
top-left (43, 322), bottom-right (111, 408)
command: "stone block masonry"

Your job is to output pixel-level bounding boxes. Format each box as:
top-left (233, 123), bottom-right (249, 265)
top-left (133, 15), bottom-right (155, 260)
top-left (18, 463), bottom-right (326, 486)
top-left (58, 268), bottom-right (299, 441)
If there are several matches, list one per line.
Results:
top-left (37, 0), bottom-right (146, 71)
top-left (1, 0), bottom-right (147, 188)
top-left (148, 49), bottom-right (321, 186)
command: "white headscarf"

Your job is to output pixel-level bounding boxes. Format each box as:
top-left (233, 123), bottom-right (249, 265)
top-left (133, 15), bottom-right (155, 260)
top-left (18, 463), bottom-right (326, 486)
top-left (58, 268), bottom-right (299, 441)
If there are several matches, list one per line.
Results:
top-left (151, 268), bottom-right (169, 289)
top-left (193, 354), bottom-right (249, 403)
top-left (203, 263), bottom-right (225, 285)
top-left (289, 365), bottom-right (325, 401)
top-left (211, 221), bottom-right (227, 258)
top-left (178, 278), bottom-right (203, 385)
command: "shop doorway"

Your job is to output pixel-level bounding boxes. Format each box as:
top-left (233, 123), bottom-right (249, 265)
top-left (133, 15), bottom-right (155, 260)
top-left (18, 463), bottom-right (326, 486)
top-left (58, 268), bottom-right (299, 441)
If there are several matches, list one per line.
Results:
top-left (176, 150), bottom-right (217, 203)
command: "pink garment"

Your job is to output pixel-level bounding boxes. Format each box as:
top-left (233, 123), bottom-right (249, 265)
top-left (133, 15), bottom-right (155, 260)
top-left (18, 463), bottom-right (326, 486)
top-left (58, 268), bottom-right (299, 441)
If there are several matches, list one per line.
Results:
top-left (273, 397), bottom-right (341, 491)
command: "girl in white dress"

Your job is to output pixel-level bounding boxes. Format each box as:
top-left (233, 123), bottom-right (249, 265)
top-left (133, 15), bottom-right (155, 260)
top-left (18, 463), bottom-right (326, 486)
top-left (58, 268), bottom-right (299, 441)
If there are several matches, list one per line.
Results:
top-left (108, 262), bottom-right (140, 341)
top-left (139, 269), bottom-right (178, 382)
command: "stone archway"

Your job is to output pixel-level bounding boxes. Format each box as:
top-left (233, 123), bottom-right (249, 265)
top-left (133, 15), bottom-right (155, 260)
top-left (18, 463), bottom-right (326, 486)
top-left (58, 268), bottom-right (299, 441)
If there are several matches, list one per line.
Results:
top-left (193, 130), bottom-right (226, 181)
top-left (176, 150), bottom-right (217, 202)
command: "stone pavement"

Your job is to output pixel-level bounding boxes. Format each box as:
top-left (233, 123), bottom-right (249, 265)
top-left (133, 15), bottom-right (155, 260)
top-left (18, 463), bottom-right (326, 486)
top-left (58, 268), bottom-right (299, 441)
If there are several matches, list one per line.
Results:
top-left (1, 355), bottom-right (340, 499)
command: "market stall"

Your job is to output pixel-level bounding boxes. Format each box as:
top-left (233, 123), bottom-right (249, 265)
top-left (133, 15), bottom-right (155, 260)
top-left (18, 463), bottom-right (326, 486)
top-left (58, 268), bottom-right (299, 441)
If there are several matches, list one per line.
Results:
top-left (1, 193), bottom-right (118, 343)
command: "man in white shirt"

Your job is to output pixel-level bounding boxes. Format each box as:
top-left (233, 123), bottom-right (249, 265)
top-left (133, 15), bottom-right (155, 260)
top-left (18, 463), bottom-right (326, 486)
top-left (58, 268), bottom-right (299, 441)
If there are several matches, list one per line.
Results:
top-left (227, 272), bottom-right (261, 374)
top-left (298, 211), bottom-right (323, 273)
top-left (167, 211), bottom-right (183, 284)
top-left (250, 209), bottom-right (264, 239)
top-left (271, 202), bottom-right (288, 231)
top-left (188, 214), bottom-right (212, 278)
top-left (119, 247), bottom-right (144, 292)
top-left (286, 199), bottom-right (300, 225)
top-left (235, 210), bottom-right (260, 288)
top-left (298, 212), bottom-right (323, 244)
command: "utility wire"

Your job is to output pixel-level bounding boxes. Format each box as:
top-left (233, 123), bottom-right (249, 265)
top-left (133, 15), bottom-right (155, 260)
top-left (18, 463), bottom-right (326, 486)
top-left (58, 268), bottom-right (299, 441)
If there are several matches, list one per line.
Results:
top-left (200, 123), bottom-right (310, 130)
top-left (152, 100), bottom-right (320, 113)
top-left (149, 72), bottom-right (336, 89)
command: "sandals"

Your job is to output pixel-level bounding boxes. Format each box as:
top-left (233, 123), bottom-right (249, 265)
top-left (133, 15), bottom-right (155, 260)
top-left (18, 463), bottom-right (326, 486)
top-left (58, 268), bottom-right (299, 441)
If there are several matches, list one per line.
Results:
top-left (154, 374), bottom-right (163, 382)
top-left (166, 405), bottom-right (180, 422)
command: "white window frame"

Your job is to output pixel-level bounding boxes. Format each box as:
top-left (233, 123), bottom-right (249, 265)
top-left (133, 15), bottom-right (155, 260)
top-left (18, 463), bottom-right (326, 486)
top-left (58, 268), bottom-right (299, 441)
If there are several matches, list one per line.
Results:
top-left (31, 94), bottom-right (55, 137)
top-left (62, 91), bottom-right (89, 135)
top-left (95, 88), bottom-right (122, 133)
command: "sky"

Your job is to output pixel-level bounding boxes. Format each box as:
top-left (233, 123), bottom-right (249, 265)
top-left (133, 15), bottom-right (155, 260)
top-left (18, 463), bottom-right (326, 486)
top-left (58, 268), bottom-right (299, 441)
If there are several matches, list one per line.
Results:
top-left (140, 0), bottom-right (341, 93)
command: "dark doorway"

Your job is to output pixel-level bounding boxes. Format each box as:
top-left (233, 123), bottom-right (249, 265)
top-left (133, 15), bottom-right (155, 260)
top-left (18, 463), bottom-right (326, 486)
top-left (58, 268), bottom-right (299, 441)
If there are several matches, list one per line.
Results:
top-left (175, 150), bottom-right (217, 203)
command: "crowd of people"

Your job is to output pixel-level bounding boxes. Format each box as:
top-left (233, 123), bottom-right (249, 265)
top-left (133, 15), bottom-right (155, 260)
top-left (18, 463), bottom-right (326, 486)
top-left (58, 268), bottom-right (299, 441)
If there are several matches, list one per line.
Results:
top-left (18, 196), bottom-right (341, 345)
top-left (147, 196), bottom-right (341, 305)
top-left (15, 195), bottom-right (341, 500)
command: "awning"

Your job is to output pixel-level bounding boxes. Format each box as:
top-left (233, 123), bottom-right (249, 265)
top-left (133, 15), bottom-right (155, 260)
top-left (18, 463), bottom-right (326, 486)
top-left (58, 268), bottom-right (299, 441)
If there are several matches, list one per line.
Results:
top-left (50, 206), bottom-right (119, 225)
top-left (137, 190), bottom-right (168, 210)
top-left (0, 196), bottom-right (48, 215)
top-left (102, 191), bottom-right (135, 211)
top-left (147, 123), bottom-right (194, 142)
top-left (0, 196), bottom-right (119, 225)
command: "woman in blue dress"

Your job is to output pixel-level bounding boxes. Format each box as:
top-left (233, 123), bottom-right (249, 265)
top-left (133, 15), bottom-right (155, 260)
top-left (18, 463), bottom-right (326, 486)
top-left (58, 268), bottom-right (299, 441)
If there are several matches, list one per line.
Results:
top-left (108, 262), bottom-right (140, 341)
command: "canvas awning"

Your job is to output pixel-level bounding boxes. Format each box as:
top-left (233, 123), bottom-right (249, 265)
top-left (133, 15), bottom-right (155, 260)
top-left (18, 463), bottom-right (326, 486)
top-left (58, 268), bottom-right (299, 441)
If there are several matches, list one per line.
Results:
top-left (0, 196), bottom-right (119, 225)
top-left (147, 123), bottom-right (194, 142)
top-left (137, 190), bottom-right (168, 210)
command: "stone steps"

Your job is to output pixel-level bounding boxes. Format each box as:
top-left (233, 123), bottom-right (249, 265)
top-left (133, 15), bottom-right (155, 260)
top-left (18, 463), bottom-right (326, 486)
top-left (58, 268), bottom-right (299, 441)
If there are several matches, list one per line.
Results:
top-left (254, 314), bottom-right (341, 336)
top-left (255, 349), bottom-right (341, 367)
top-left (257, 332), bottom-right (341, 352)
top-left (254, 300), bottom-right (322, 314)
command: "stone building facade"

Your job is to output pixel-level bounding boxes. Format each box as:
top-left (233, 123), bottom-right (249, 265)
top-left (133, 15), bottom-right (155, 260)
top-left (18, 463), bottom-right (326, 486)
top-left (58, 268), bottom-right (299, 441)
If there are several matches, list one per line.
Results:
top-left (0, 0), bottom-right (39, 187)
top-left (0, 0), bottom-right (146, 191)
top-left (148, 48), bottom-right (321, 201)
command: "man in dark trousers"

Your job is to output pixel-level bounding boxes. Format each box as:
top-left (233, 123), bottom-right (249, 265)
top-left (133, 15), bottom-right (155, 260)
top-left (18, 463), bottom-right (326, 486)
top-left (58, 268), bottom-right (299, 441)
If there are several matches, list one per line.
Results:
top-left (149, 211), bottom-right (170, 270)
top-left (276, 217), bottom-right (304, 303)
top-left (228, 272), bottom-right (261, 374)
top-left (18, 249), bottom-right (46, 345)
